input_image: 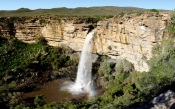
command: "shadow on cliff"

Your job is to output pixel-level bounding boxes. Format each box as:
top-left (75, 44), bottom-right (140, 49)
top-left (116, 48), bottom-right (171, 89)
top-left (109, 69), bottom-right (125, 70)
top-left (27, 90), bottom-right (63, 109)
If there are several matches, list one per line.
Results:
top-left (7, 22), bottom-right (16, 36)
top-left (170, 102), bottom-right (175, 109)
top-left (87, 25), bottom-right (94, 34)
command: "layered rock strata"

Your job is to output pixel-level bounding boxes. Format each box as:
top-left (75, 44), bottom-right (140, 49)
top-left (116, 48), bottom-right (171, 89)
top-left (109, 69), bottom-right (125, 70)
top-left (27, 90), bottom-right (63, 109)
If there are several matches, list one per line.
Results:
top-left (0, 12), bottom-right (170, 71)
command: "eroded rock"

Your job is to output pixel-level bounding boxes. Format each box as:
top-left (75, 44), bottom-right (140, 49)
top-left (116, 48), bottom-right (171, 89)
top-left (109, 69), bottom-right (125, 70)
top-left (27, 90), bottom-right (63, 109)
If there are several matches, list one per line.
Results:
top-left (0, 12), bottom-right (171, 72)
top-left (152, 90), bottom-right (175, 109)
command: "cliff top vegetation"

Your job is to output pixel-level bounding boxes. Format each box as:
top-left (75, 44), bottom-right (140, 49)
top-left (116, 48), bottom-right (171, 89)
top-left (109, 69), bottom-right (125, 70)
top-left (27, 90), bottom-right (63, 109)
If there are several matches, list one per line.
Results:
top-left (0, 6), bottom-right (166, 17)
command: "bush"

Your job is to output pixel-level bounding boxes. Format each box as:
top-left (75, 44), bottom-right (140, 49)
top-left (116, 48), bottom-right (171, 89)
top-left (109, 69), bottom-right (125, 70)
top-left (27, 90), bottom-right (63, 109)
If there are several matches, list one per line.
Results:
top-left (115, 59), bottom-right (133, 82)
top-left (0, 36), bottom-right (78, 73)
top-left (150, 9), bottom-right (159, 12)
top-left (98, 61), bottom-right (113, 77)
top-left (14, 104), bottom-right (30, 109)
top-left (115, 59), bottom-right (133, 74)
top-left (2, 34), bottom-right (175, 109)
top-left (170, 9), bottom-right (175, 34)
top-left (34, 95), bottom-right (45, 107)
top-left (148, 38), bottom-right (175, 70)
top-left (0, 36), bottom-right (80, 108)
top-left (35, 36), bottom-right (48, 45)
top-left (165, 10), bottom-right (175, 37)
top-left (118, 12), bottom-right (125, 17)
top-left (144, 38), bottom-right (175, 97)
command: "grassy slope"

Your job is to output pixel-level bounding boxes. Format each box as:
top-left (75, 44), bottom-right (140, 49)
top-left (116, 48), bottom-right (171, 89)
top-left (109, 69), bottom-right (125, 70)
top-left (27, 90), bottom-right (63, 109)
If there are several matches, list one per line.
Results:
top-left (0, 6), bottom-right (148, 17)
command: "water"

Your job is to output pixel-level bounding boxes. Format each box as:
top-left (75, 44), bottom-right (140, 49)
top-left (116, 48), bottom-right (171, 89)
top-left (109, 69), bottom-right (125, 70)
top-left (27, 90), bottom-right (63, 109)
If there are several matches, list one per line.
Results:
top-left (22, 79), bottom-right (82, 103)
top-left (22, 78), bottom-right (103, 104)
top-left (22, 30), bottom-right (101, 103)
top-left (68, 30), bottom-right (95, 96)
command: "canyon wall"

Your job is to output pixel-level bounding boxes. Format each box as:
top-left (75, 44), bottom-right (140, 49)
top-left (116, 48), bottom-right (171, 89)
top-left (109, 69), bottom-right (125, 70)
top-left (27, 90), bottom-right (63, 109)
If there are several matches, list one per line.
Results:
top-left (0, 12), bottom-right (170, 71)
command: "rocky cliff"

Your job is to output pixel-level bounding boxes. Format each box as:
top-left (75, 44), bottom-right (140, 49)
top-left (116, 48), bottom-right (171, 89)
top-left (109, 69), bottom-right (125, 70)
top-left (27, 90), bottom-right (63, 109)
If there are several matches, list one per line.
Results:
top-left (0, 12), bottom-right (170, 71)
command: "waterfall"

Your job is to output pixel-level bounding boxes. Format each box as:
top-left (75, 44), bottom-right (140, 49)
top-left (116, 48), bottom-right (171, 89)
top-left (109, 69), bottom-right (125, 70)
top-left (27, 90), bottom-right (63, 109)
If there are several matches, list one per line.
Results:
top-left (69, 30), bottom-right (95, 95)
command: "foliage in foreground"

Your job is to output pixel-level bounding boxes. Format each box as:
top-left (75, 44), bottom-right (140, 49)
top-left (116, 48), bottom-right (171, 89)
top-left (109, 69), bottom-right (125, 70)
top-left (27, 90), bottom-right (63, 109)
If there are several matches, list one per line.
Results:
top-left (0, 36), bottom-right (78, 75)
top-left (13, 37), bottom-right (175, 109)
top-left (0, 36), bottom-right (79, 108)
top-left (1, 9), bottom-right (175, 109)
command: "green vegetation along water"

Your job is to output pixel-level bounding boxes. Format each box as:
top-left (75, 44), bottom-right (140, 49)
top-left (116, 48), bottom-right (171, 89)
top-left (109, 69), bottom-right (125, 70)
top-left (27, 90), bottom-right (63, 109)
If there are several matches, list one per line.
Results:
top-left (1, 10), bottom-right (175, 108)
top-left (0, 36), bottom-right (79, 108)
top-left (22, 78), bottom-right (82, 103)
top-left (1, 35), bottom-right (175, 109)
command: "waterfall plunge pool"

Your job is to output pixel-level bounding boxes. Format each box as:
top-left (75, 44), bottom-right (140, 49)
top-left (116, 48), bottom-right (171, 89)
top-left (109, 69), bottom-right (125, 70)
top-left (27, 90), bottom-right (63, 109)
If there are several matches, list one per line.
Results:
top-left (21, 78), bottom-right (104, 104)
top-left (22, 78), bottom-right (85, 103)
top-left (21, 30), bottom-right (104, 104)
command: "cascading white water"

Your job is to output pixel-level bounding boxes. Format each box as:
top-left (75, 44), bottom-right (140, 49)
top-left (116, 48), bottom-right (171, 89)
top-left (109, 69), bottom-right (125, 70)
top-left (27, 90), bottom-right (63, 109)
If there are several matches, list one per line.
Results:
top-left (69, 30), bottom-right (95, 95)
top-left (42, 26), bottom-right (96, 96)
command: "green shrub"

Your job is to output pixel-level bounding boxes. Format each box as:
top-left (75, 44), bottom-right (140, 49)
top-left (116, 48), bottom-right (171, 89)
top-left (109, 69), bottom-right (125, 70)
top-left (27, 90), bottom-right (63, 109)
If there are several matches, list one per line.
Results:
top-left (92, 17), bottom-right (102, 23)
top-left (115, 59), bottom-right (133, 82)
top-left (118, 12), bottom-right (125, 17)
top-left (115, 60), bottom-right (123, 74)
top-left (122, 59), bottom-right (134, 72)
top-left (148, 38), bottom-right (175, 70)
top-left (165, 10), bottom-right (175, 36)
top-left (2, 35), bottom-right (175, 109)
top-left (143, 38), bottom-right (175, 96)
top-left (35, 36), bottom-right (48, 45)
top-left (170, 9), bottom-right (175, 34)
top-left (115, 59), bottom-right (133, 74)
top-left (136, 12), bottom-right (143, 16)
top-left (0, 36), bottom-right (81, 108)
top-left (14, 104), bottom-right (30, 109)
top-left (98, 61), bottom-right (113, 77)
top-left (34, 95), bottom-right (45, 107)
top-left (0, 36), bottom-right (78, 74)
top-left (150, 9), bottom-right (159, 12)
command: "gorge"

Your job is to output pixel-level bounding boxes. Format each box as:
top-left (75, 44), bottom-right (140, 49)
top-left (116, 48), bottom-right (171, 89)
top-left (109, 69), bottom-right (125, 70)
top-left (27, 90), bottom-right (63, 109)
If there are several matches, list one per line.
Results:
top-left (1, 11), bottom-right (175, 108)
top-left (0, 12), bottom-right (170, 72)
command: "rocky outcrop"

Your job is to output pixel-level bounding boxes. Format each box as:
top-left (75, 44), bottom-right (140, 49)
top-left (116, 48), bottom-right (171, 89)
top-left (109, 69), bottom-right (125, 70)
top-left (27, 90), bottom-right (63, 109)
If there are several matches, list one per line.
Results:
top-left (133, 90), bottom-right (175, 109)
top-left (152, 90), bottom-right (175, 109)
top-left (93, 12), bottom-right (170, 71)
top-left (0, 12), bottom-right (170, 71)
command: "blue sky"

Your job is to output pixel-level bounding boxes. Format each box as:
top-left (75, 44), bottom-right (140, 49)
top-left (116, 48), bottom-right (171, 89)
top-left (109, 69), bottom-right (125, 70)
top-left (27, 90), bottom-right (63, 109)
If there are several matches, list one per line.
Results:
top-left (0, 0), bottom-right (175, 10)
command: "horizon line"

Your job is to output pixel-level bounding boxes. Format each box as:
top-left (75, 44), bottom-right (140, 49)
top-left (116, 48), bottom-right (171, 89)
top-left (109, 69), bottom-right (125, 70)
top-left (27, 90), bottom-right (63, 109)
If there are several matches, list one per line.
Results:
top-left (0, 6), bottom-right (170, 11)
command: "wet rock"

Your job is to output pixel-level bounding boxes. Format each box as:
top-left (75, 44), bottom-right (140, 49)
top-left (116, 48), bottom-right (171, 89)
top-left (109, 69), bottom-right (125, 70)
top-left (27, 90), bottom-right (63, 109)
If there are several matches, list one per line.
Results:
top-left (51, 70), bottom-right (60, 79)
top-left (51, 66), bottom-right (77, 79)
top-left (92, 53), bottom-right (99, 63)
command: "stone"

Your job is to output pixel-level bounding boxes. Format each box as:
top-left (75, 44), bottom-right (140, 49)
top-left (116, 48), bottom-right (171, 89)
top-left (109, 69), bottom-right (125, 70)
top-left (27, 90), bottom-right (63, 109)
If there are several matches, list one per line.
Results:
top-left (152, 90), bottom-right (175, 109)
top-left (0, 12), bottom-right (171, 72)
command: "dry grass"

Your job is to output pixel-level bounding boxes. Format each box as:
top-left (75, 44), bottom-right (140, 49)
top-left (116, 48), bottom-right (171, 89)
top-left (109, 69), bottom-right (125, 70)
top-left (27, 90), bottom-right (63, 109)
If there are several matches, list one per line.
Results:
top-left (0, 6), bottom-right (148, 17)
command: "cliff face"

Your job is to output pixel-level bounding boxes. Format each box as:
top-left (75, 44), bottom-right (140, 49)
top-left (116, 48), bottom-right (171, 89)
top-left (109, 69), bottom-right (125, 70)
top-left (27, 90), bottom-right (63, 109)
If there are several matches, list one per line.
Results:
top-left (94, 12), bottom-right (169, 71)
top-left (0, 12), bottom-right (170, 71)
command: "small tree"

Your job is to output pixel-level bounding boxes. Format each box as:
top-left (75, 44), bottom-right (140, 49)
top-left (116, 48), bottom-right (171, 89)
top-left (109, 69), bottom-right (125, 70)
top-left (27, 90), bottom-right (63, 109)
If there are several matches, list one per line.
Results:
top-left (150, 9), bottom-right (159, 13)
top-left (34, 95), bottom-right (45, 107)
top-left (170, 9), bottom-right (175, 35)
